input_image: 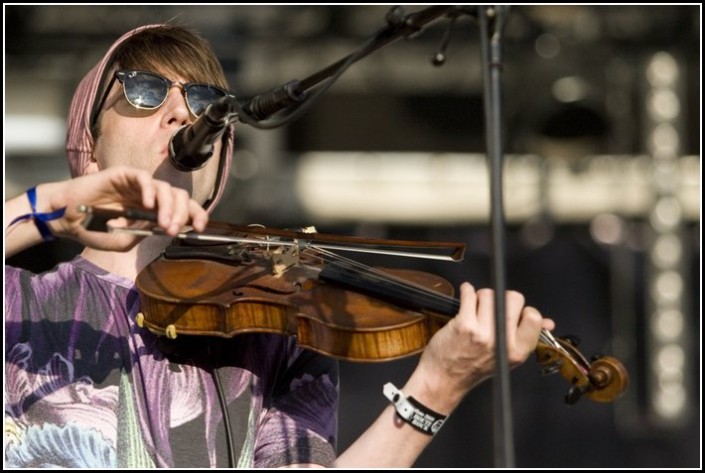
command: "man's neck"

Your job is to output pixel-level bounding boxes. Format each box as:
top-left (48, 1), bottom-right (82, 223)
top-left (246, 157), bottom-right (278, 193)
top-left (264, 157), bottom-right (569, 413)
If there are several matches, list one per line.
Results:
top-left (81, 236), bottom-right (172, 281)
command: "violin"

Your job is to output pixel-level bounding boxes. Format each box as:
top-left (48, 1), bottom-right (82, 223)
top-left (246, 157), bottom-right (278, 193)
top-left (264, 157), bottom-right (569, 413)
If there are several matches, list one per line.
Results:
top-left (81, 206), bottom-right (629, 404)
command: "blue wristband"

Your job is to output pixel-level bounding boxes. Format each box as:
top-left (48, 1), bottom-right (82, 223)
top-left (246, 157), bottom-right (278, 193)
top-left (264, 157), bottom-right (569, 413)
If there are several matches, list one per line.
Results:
top-left (8, 187), bottom-right (66, 242)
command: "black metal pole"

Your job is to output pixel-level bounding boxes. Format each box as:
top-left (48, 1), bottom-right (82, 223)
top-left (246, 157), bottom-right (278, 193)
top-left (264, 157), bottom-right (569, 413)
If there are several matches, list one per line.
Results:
top-left (478, 6), bottom-right (514, 468)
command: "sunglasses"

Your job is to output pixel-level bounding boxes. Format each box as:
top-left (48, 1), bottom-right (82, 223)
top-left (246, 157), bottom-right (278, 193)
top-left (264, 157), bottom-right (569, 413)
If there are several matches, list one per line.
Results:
top-left (93, 70), bottom-right (232, 123)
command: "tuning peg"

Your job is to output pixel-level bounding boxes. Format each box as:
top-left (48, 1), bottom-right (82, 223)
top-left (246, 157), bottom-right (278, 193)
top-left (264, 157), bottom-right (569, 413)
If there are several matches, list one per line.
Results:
top-left (561, 334), bottom-right (581, 347)
top-left (565, 384), bottom-right (589, 405)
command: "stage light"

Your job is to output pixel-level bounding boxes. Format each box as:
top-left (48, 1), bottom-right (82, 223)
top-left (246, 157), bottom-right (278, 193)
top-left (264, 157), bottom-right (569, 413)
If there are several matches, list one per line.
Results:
top-left (651, 234), bottom-right (682, 269)
top-left (651, 309), bottom-right (684, 342)
top-left (646, 51), bottom-right (678, 87)
top-left (650, 123), bottom-right (679, 158)
top-left (642, 51), bottom-right (691, 429)
top-left (590, 213), bottom-right (624, 245)
top-left (652, 270), bottom-right (683, 305)
top-left (534, 33), bottom-right (560, 59)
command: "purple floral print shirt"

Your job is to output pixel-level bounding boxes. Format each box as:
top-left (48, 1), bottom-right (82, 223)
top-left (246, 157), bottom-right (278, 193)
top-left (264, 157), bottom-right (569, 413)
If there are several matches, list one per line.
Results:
top-left (5, 256), bottom-right (338, 467)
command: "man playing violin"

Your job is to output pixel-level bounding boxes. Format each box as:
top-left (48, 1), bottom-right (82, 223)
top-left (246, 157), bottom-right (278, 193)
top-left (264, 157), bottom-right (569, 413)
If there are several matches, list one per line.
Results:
top-left (4, 24), bottom-right (553, 468)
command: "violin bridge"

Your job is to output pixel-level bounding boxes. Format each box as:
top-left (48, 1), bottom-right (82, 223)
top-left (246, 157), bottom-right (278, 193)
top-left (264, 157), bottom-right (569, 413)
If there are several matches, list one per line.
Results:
top-left (270, 243), bottom-right (300, 277)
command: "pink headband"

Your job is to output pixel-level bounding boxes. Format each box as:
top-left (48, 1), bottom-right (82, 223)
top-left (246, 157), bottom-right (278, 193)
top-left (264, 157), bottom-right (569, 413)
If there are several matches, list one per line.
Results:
top-left (65, 24), bottom-right (234, 211)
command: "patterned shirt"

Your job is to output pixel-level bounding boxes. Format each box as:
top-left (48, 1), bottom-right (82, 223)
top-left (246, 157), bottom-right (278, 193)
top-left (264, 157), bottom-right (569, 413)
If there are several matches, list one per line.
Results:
top-left (5, 256), bottom-right (339, 467)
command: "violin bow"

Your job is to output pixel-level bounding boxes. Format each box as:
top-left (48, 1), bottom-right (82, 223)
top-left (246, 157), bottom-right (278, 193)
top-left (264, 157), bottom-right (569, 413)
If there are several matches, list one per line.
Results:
top-left (77, 205), bottom-right (466, 262)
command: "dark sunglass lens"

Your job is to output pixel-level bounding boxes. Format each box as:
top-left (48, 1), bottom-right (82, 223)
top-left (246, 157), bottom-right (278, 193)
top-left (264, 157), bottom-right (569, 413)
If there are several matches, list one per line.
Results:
top-left (124, 72), bottom-right (168, 109)
top-left (186, 85), bottom-right (227, 116)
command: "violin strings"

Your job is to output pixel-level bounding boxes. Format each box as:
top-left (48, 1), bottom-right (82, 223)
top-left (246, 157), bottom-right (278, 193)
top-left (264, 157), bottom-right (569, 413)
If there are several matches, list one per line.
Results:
top-left (303, 251), bottom-right (567, 354)
top-left (309, 247), bottom-right (431, 295)
top-left (298, 247), bottom-right (595, 377)
top-left (539, 329), bottom-right (561, 348)
top-left (289, 247), bottom-right (583, 368)
top-left (306, 246), bottom-right (459, 314)
top-left (537, 329), bottom-right (589, 373)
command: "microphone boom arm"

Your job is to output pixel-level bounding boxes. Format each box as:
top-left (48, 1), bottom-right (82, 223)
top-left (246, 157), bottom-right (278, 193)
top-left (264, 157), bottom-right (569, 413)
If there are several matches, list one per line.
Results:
top-left (237, 6), bottom-right (473, 126)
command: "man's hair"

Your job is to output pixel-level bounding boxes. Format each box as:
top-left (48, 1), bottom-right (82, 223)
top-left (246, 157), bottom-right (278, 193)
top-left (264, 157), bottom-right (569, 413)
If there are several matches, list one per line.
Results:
top-left (91, 25), bottom-right (229, 138)
top-left (110, 25), bottom-right (229, 89)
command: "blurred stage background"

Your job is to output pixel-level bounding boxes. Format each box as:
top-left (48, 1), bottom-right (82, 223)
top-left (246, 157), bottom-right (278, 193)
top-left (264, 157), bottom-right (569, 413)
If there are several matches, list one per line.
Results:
top-left (4, 5), bottom-right (700, 468)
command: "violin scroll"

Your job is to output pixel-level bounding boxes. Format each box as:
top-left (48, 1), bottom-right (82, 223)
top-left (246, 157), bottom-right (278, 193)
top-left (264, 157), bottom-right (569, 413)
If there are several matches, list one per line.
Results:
top-left (536, 331), bottom-right (628, 404)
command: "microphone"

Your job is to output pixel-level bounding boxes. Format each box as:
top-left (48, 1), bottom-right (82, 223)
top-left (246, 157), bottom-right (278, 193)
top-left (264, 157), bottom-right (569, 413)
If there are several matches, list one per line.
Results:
top-left (242, 80), bottom-right (305, 121)
top-left (169, 96), bottom-right (235, 171)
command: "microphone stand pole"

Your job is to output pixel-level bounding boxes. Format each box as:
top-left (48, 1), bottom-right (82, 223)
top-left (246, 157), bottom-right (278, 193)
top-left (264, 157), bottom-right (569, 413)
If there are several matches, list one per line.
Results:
top-left (478, 6), bottom-right (514, 468)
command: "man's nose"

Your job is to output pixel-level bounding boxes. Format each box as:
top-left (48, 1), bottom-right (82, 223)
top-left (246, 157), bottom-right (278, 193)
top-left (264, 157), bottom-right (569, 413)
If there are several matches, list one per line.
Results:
top-left (162, 84), bottom-right (192, 124)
